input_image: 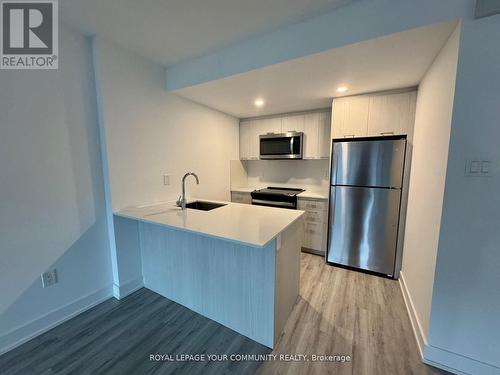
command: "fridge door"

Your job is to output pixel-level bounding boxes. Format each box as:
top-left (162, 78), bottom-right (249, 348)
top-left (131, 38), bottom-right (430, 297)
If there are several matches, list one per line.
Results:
top-left (327, 186), bottom-right (401, 275)
top-left (331, 138), bottom-right (406, 188)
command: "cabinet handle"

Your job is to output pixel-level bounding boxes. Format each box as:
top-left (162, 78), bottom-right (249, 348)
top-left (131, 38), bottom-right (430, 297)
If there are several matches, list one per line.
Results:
top-left (380, 131), bottom-right (394, 135)
top-left (344, 134), bottom-right (356, 138)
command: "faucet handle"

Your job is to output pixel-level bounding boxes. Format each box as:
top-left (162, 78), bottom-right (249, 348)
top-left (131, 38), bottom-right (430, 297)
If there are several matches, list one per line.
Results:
top-left (176, 195), bottom-right (182, 207)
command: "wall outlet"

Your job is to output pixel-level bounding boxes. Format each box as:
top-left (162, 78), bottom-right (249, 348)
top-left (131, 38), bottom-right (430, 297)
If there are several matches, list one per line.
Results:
top-left (163, 174), bottom-right (171, 186)
top-left (41, 269), bottom-right (58, 288)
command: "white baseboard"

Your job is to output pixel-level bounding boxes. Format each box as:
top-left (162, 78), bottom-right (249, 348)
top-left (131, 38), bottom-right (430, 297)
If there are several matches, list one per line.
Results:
top-left (424, 345), bottom-right (500, 375)
top-left (399, 271), bottom-right (427, 359)
top-left (399, 272), bottom-right (500, 375)
top-left (112, 277), bottom-right (143, 300)
top-left (0, 286), bottom-right (112, 356)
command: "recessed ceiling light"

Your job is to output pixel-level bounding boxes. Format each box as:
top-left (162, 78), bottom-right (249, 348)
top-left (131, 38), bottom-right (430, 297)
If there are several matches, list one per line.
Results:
top-left (254, 98), bottom-right (265, 107)
top-left (336, 86), bottom-right (348, 93)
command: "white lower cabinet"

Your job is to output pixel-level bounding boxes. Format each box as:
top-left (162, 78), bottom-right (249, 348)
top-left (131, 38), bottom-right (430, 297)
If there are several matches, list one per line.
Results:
top-left (231, 191), bottom-right (252, 204)
top-left (297, 197), bottom-right (328, 254)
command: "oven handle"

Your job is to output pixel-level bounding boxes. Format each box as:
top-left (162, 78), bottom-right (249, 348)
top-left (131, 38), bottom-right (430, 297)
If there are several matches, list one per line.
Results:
top-left (252, 199), bottom-right (296, 208)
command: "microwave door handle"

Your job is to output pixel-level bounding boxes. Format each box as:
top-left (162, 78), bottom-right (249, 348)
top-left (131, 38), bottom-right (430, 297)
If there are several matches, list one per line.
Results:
top-left (290, 136), bottom-right (294, 154)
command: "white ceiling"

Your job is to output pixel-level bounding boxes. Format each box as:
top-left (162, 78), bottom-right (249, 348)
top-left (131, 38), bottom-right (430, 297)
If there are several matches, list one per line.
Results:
top-left (174, 20), bottom-right (458, 118)
top-left (60, 0), bottom-right (355, 66)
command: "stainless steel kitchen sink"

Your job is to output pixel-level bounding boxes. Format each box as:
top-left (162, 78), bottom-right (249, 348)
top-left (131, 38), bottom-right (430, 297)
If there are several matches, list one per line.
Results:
top-left (185, 201), bottom-right (226, 211)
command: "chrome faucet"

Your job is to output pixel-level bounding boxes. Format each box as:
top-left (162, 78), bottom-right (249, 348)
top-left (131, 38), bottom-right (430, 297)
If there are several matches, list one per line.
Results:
top-left (176, 172), bottom-right (199, 210)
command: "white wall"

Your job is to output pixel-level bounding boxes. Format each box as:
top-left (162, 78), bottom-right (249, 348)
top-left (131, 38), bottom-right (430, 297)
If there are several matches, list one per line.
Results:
top-left (425, 14), bottom-right (500, 374)
top-left (401, 25), bottom-right (460, 350)
top-left (245, 160), bottom-right (329, 192)
top-left (0, 27), bottom-right (113, 353)
top-left (93, 38), bottom-right (239, 212)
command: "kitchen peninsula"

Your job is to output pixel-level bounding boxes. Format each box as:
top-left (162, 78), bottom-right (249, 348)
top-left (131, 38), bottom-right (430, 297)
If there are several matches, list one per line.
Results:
top-left (113, 201), bottom-right (304, 348)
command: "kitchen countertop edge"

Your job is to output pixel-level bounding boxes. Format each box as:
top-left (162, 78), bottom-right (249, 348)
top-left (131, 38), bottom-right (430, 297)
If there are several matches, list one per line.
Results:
top-left (114, 200), bottom-right (305, 248)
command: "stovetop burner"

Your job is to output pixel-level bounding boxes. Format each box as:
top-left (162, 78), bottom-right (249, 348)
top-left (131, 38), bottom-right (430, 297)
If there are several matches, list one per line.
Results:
top-left (252, 186), bottom-right (305, 196)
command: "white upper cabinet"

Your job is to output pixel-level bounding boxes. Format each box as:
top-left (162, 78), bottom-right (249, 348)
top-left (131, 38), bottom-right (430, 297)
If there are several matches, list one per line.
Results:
top-left (318, 111), bottom-right (332, 158)
top-left (332, 96), bottom-right (369, 138)
top-left (303, 113), bottom-right (319, 159)
top-left (240, 120), bottom-right (263, 160)
top-left (367, 91), bottom-right (417, 137)
top-left (239, 120), bottom-right (252, 160)
top-left (303, 112), bottom-right (331, 159)
top-left (282, 114), bottom-right (305, 133)
top-left (239, 110), bottom-right (331, 161)
top-left (248, 120), bottom-right (262, 159)
top-left (259, 117), bottom-right (282, 135)
top-left (331, 98), bottom-right (347, 138)
top-left (344, 96), bottom-right (370, 137)
top-left (331, 90), bottom-right (417, 139)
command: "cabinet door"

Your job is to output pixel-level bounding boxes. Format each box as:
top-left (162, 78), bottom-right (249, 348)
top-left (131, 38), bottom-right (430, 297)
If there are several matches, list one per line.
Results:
top-left (303, 113), bottom-right (320, 159)
top-left (239, 121), bottom-right (252, 160)
top-left (304, 112), bottom-right (331, 159)
top-left (298, 198), bottom-right (328, 253)
top-left (304, 223), bottom-right (325, 252)
top-left (318, 111), bottom-right (331, 158)
top-left (260, 117), bottom-right (282, 135)
top-left (344, 96), bottom-right (369, 137)
top-left (282, 114), bottom-right (305, 133)
top-left (402, 91), bottom-right (417, 139)
top-left (331, 99), bottom-right (347, 138)
top-left (367, 91), bottom-right (416, 137)
top-left (248, 120), bottom-right (263, 160)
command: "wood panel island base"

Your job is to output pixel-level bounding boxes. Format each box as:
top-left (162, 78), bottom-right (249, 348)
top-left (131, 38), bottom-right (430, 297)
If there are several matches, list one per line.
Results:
top-left (113, 201), bottom-right (304, 348)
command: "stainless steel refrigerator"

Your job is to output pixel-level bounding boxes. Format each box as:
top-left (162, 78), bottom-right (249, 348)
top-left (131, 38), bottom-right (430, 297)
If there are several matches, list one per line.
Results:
top-left (327, 136), bottom-right (408, 278)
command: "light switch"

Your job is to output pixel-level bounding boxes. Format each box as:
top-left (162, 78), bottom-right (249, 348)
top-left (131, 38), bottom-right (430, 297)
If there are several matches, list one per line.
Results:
top-left (481, 161), bottom-right (490, 174)
top-left (470, 161), bottom-right (481, 173)
top-left (465, 159), bottom-right (492, 177)
top-left (163, 175), bottom-right (170, 185)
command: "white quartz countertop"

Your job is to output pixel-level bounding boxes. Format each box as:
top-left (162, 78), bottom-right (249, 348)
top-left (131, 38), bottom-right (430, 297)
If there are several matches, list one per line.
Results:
top-left (231, 186), bottom-right (329, 200)
top-left (114, 200), bottom-right (304, 248)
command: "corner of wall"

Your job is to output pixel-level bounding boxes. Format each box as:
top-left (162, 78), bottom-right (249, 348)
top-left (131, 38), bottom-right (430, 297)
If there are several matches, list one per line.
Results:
top-left (89, 35), bottom-right (120, 289)
top-left (0, 286), bottom-right (112, 356)
top-left (399, 19), bottom-right (461, 370)
top-left (398, 272), bottom-right (428, 359)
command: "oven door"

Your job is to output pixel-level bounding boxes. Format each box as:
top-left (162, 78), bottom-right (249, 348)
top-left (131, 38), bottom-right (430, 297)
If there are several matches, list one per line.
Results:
top-left (251, 199), bottom-right (296, 209)
top-left (260, 132), bottom-right (303, 159)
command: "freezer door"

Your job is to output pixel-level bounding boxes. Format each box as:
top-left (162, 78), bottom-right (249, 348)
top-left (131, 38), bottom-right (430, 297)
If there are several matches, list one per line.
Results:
top-left (327, 186), bottom-right (401, 275)
top-left (331, 139), bottom-right (406, 188)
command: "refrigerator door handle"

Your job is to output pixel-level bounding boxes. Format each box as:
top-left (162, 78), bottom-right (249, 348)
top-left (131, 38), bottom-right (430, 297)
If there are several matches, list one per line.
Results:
top-left (330, 188), bottom-right (336, 226)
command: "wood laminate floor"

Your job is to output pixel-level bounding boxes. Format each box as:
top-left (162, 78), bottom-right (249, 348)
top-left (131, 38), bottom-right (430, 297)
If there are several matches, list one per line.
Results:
top-left (0, 253), bottom-right (447, 375)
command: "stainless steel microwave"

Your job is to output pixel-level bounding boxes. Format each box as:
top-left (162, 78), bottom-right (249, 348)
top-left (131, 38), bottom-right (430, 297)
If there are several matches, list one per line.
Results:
top-left (259, 132), bottom-right (303, 160)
